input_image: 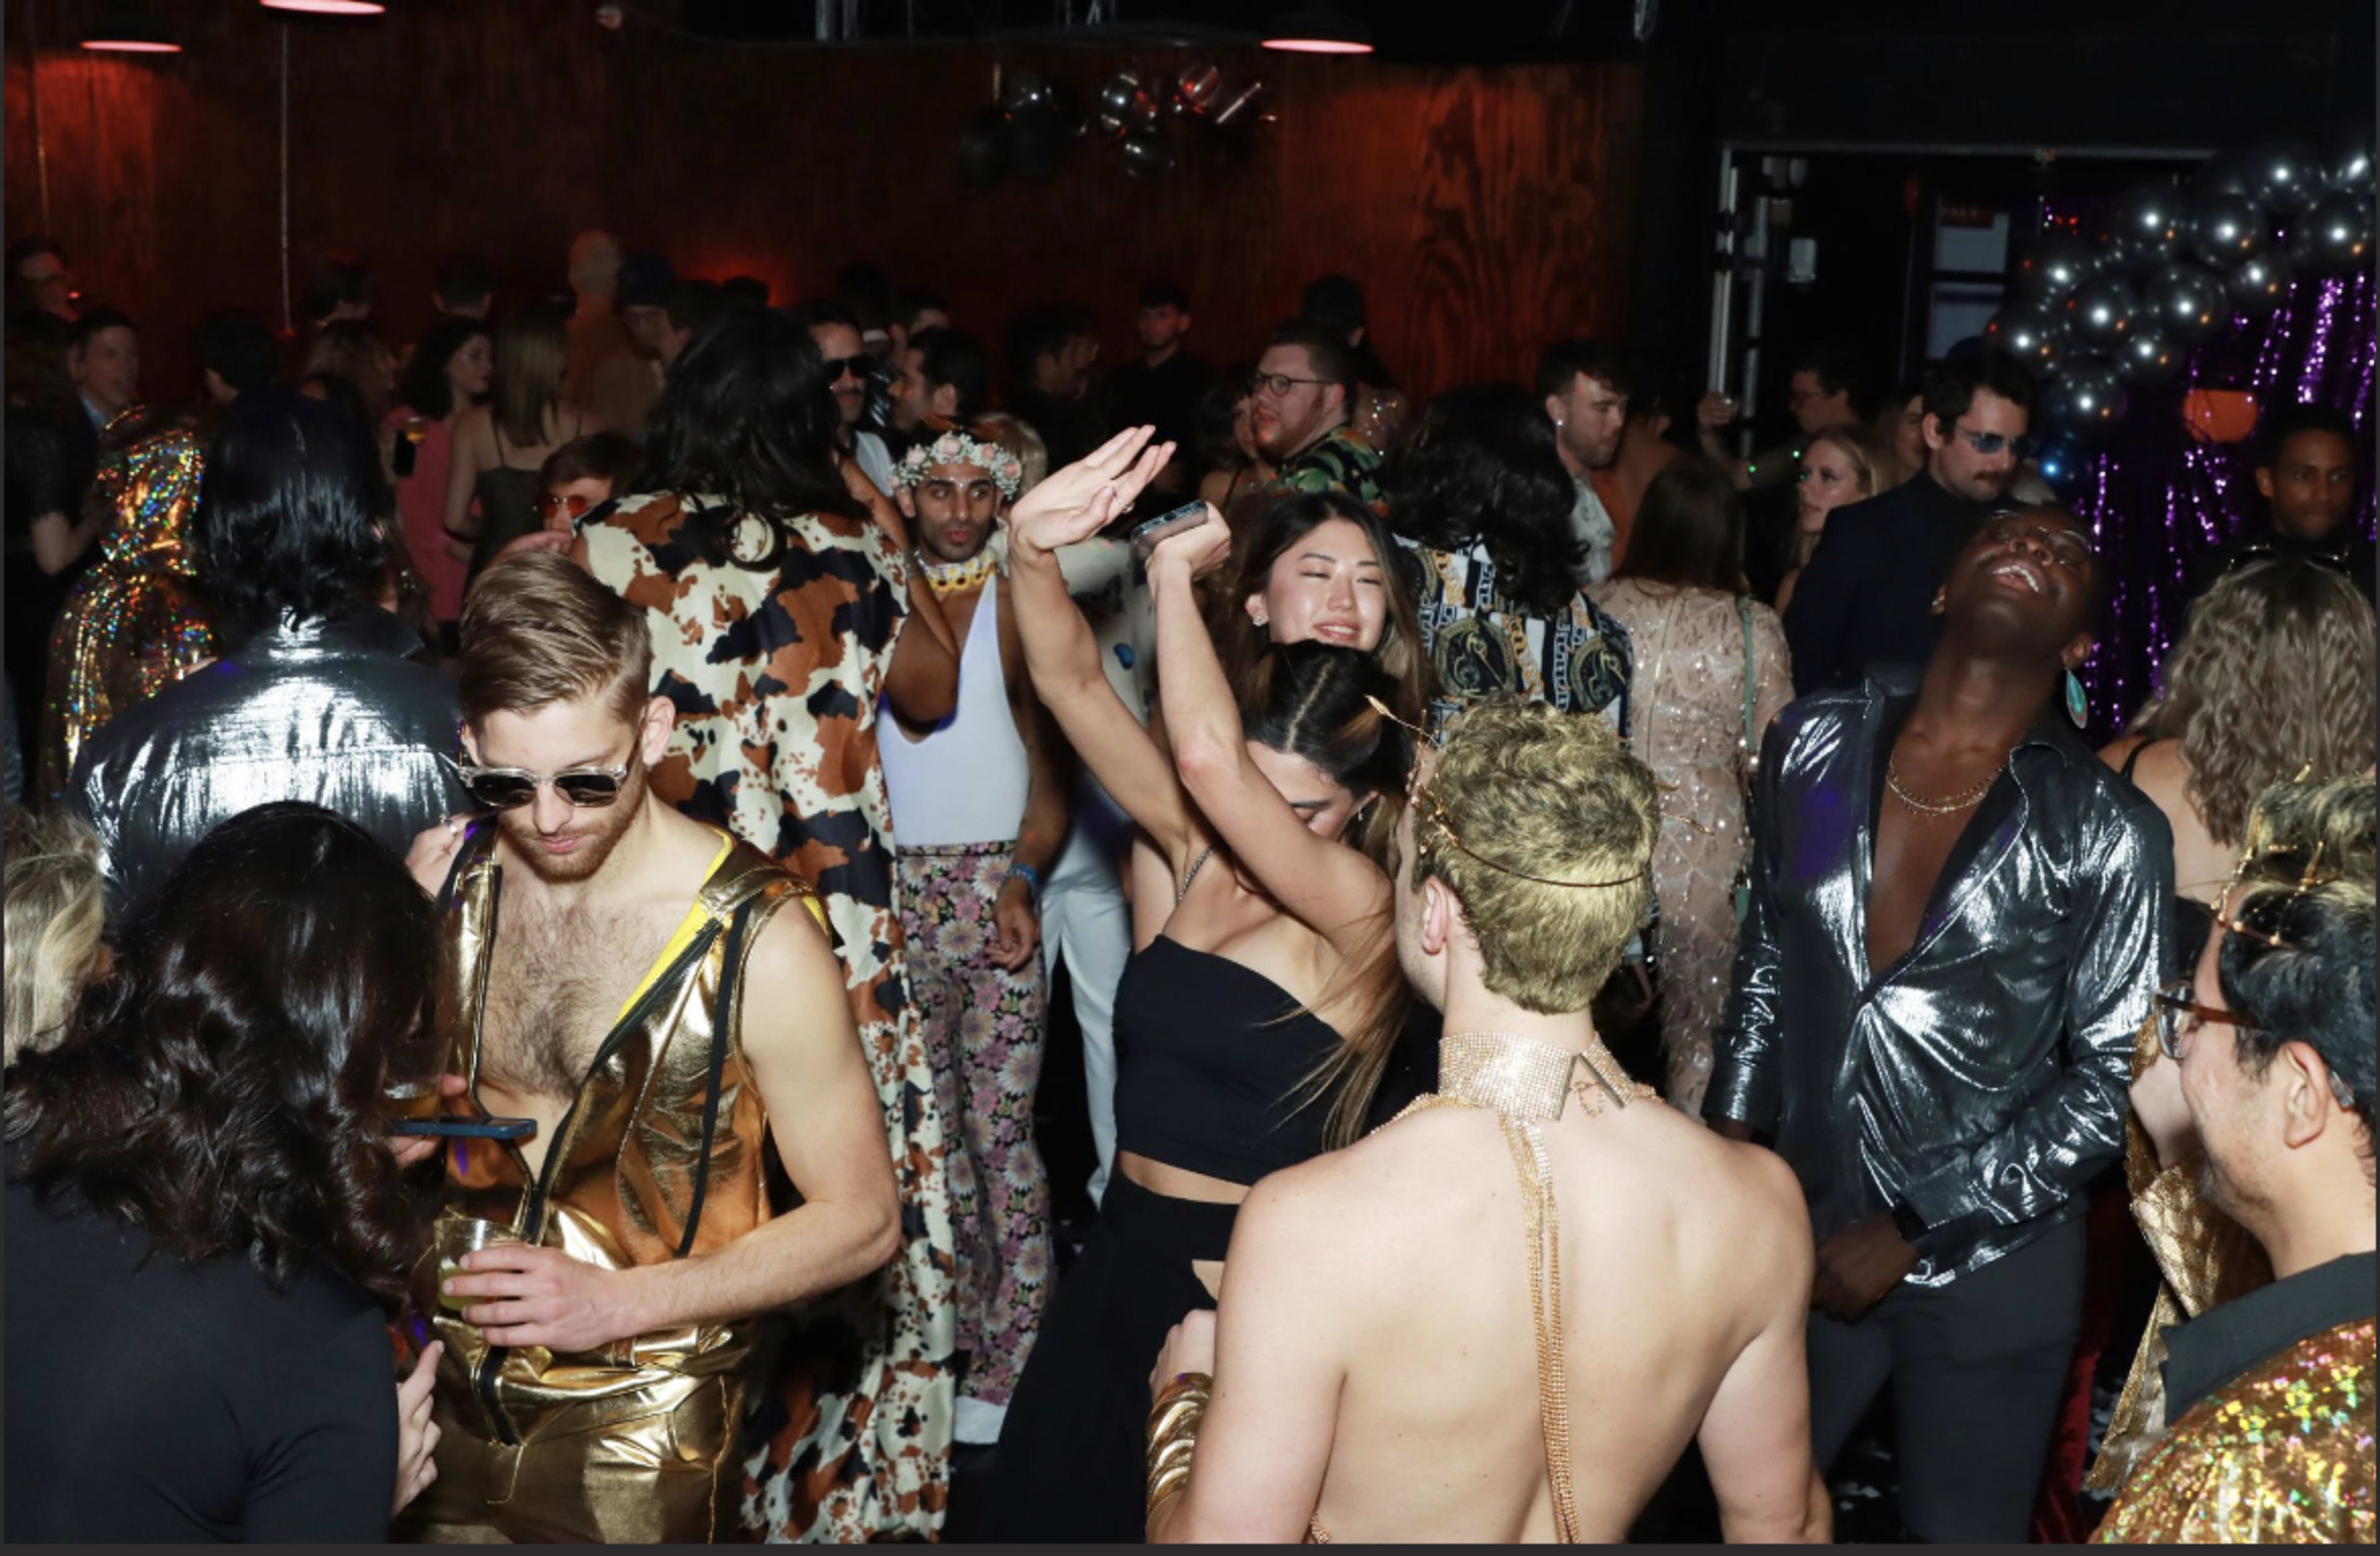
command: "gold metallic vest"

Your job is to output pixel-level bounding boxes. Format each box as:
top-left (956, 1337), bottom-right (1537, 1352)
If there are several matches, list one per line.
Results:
top-left (421, 827), bottom-right (813, 1461)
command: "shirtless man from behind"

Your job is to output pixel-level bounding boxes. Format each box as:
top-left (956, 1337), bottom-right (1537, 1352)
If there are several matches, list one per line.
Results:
top-left (1144, 698), bottom-right (1825, 1543)
top-left (400, 551), bottom-right (900, 1545)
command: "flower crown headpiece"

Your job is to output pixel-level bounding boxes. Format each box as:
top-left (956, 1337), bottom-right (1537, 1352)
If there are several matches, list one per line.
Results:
top-left (895, 429), bottom-right (1025, 501)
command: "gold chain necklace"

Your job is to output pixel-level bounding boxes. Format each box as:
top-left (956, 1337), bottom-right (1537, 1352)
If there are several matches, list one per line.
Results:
top-left (1885, 754), bottom-right (2006, 815)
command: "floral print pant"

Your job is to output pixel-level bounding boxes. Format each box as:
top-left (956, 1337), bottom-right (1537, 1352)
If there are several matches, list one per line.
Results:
top-left (897, 843), bottom-right (1055, 1408)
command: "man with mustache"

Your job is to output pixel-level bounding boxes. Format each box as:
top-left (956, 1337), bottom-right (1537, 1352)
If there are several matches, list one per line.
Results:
top-left (1706, 503), bottom-right (2171, 1542)
top-left (1782, 349), bottom-right (2035, 694)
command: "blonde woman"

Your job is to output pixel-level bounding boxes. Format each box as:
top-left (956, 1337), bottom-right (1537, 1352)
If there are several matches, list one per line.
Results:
top-left (444, 302), bottom-right (600, 581)
top-left (4, 804), bottom-right (106, 1065)
top-left (1773, 427), bottom-right (1883, 617)
top-left (2102, 555), bottom-right (2378, 973)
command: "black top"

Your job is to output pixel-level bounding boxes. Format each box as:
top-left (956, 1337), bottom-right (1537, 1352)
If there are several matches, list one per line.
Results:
top-left (1111, 936), bottom-right (1344, 1184)
top-left (3, 1147), bottom-right (400, 1541)
top-left (2182, 521), bottom-right (2378, 607)
top-left (2115, 736), bottom-right (2215, 976)
top-left (1108, 351), bottom-right (1213, 462)
top-left (1009, 384), bottom-right (1108, 473)
top-left (2162, 1251), bottom-right (2376, 1420)
top-left (1781, 470), bottom-right (1991, 695)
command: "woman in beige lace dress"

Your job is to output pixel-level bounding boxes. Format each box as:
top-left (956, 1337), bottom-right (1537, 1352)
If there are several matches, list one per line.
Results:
top-left (1590, 456), bottom-right (1792, 1110)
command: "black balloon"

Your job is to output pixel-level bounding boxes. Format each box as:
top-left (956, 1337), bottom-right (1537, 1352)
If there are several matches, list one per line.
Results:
top-left (2286, 191), bottom-right (2376, 276)
top-left (2142, 261), bottom-right (2228, 346)
top-left (1011, 110), bottom-right (1069, 182)
top-left (2103, 181), bottom-right (2185, 271)
top-left (1096, 72), bottom-right (1148, 138)
top-left (2192, 150), bottom-right (2258, 204)
top-left (2017, 231), bottom-right (2099, 304)
top-left (957, 106), bottom-right (1013, 193)
top-left (1985, 306), bottom-right (2068, 377)
top-left (1000, 71), bottom-right (1049, 115)
top-left (2184, 190), bottom-right (2268, 271)
top-left (2033, 434), bottom-right (2087, 492)
top-left (2042, 356), bottom-right (2128, 442)
top-left (2246, 139), bottom-right (2323, 216)
top-left (2224, 250), bottom-right (2296, 316)
top-left (1121, 131), bottom-right (1175, 177)
top-left (2064, 275), bottom-right (2138, 348)
top-left (2115, 328), bottom-right (2182, 387)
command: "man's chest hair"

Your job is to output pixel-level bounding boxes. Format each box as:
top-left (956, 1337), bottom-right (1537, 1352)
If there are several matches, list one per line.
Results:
top-left (482, 896), bottom-right (674, 1098)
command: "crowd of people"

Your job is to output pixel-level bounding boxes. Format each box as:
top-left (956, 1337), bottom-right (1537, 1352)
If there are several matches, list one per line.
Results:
top-left (2, 224), bottom-right (2373, 1545)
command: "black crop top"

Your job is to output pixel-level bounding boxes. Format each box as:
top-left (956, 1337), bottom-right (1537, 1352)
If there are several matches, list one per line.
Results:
top-left (1111, 936), bottom-right (1346, 1185)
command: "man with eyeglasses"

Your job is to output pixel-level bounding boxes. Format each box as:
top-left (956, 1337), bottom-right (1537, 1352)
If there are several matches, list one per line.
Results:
top-left (1706, 502), bottom-right (2171, 1541)
top-left (798, 299), bottom-right (899, 498)
top-left (1782, 348), bottom-right (2036, 695)
top-left (2184, 400), bottom-right (2374, 607)
top-left (1249, 320), bottom-right (1388, 516)
top-left (2100, 773), bottom-right (2373, 1543)
top-left (397, 550), bottom-right (901, 1544)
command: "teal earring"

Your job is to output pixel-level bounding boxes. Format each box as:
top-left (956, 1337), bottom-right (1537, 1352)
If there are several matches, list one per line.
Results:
top-left (2063, 668), bottom-right (2089, 729)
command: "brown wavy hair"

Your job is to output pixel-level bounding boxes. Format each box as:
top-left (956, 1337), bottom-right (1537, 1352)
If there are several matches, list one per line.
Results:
top-left (2128, 557), bottom-right (2378, 846)
top-left (4, 803), bottom-right (436, 1304)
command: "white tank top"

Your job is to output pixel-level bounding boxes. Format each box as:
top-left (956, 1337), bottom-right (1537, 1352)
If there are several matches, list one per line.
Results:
top-left (881, 578), bottom-right (1031, 848)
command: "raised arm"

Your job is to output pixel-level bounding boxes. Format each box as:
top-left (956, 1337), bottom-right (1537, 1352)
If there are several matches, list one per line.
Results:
top-left (1008, 427), bottom-right (1198, 864)
top-left (1147, 508), bottom-right (1391, 957)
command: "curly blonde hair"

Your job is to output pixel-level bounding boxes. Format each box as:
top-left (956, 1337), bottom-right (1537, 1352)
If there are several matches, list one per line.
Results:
top-left (1410, 697), bottom-right (1659, 1013)
top-left (2130, 558), bottom-right (2377, 847)
top-left (5, 805), bottom-right (106, 1065)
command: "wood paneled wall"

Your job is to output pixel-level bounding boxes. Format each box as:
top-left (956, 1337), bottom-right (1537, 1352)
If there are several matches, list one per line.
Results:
top-left (6, 1), bottom-right (1641, 403)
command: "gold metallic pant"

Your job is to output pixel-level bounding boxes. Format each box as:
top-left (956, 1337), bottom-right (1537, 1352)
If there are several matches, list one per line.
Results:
top-left (403, 1370), bottom-right (747, 1544)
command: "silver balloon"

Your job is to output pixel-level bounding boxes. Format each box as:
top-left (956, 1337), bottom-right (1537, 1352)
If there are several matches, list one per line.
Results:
top-left (1000, 70), bottom-right (1050, 115)
top-left (1120, 131), bottom-right (1175, 177)
top-left (2103, 180), bottom-right (2184, 271)
top-left (1985, 305), bottom-right (2068, 377)
top-left (2329, 123), bottom-right (2376, 196)
top-left (2287, 191), bottom-right (2375, 276)
top-left (2142, 261), bottom-right (2227, 346)
top-left (2042, 356), bottom-right (2128, 442)
top-left (2246, 139), bottom-right (2323, 217)
top-left (2115, 328), bottom-right (2182, 387)
top-left (1174, 62), bottom-right (1223, 116)
top-left (2224, 249), bottom-right (2295, 316)
top-left (2016, 231), bottom-right (2099, 305)
top-left (2063, 274), bottom-right (2138, 348)
top-left (2184, 190), bottom-right (2267, 271)
top-left (1095, 72), bottom-right (1149, 138)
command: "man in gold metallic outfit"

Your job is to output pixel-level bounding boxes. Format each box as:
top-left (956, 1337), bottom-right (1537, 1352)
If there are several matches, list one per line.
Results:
top-left (399, 552), bottom-right (900, 1544)
top-left (2096, 774), bottom-right (2374, 1545)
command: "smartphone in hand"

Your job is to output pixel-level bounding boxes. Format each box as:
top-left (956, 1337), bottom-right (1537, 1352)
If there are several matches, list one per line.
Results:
top-left (1129, 501), bottom-right (1210, 561)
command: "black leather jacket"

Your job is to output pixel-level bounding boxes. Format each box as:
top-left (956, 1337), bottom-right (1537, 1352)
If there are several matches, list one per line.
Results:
top-left (1705, 667), bottom-right (2172, 1286)
top-left (72, 609), bottom-right (464, 920)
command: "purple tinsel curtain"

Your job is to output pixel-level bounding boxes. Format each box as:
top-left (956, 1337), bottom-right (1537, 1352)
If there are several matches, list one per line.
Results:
top-left (2035, 222), bottom-right (2379, 741)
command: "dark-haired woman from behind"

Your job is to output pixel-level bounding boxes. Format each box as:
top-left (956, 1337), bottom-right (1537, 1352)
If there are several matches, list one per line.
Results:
top-left (576, 302), bottom-right (961, 1543)
top-left (1386, 382), bottom-right (1635, 737)
top-left (1589, 455), bottom-right (1793, 1111)
top-left (5, 802), bottom-right (444, 1541)
top-left (982, 429), bottom-right (1413, 1541)
top-left (389, 315), bottom-right (493, 645)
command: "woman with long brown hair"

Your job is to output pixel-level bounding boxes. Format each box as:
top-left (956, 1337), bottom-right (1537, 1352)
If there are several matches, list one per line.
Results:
top-left (1589, 455), bottom-right (1793, 1110)
top-left (2102, 554), bottom-right (2378, 972)
top-left (443, 302), bottom-right (599, 581)
top-left (983, 429), bottom-right (1412, 1542)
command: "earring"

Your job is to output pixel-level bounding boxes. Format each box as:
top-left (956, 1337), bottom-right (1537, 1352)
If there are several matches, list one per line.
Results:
top-left (1252, 610), bottom-right (1269, 626)
top-left (2063, 668), bottom-right (2089, 729)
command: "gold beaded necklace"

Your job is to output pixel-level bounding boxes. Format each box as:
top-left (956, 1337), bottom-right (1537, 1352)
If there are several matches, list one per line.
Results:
top-left (1885, 754), bottom-right (2006, 815)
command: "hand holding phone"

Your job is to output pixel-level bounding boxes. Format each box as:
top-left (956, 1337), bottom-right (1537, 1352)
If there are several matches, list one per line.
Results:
top-left (1130, 500), bottom-right (1212, 560)
top-left (390, 1115), bottom-right (538, 1141)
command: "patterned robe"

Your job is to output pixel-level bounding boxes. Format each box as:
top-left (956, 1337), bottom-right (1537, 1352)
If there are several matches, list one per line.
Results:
top-left (583, 491), bottom-right (955, 1542)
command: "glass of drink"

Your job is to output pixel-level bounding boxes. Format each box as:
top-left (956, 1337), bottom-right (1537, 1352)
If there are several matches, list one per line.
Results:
top-left (425, 1216), bottom-right (521, 1316)
top-left (382, 1018), bottom-right (449, 1125)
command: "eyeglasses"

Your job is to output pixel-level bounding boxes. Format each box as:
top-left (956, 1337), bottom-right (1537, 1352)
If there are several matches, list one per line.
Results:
top-left (2153, 979), bottom-right (2360, 1110)
top-left (1955, 424), bottom-right (2037, 460)
top-left (1251, 371), bottom-right (1333, 400)
top-left (537, 491), bottom-right (597, 522)
top-left (822, 355), bottom-right (871, 383)
top-left (1365, 697), bottom-right (1649, 892)
top-left (444, 752), bottom-right (632, 811)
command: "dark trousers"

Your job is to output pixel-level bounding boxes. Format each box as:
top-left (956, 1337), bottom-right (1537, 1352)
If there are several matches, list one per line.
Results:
top-left (1807, 1215), bottom-right (2086, 1542)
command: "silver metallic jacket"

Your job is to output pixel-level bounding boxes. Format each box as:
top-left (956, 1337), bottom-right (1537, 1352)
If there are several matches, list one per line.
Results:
top-left (71, 610), bottom-right (465, 918)
top-left (1706, 667), bottom-right (2172, 1286)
